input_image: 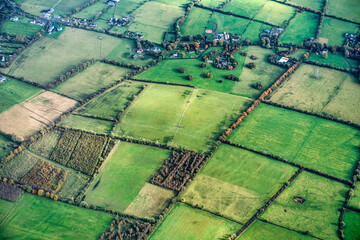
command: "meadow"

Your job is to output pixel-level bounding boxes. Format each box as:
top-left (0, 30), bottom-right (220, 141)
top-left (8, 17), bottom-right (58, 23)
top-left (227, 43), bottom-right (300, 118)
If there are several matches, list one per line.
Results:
top-left (308, 52), bottom-right (353, 69)
top-left (326, 0), bottom-right (360, 23)
top-left (228, 104), bottom-right (360, 180)
top-left (343, 210), bottom-right (360, 240)
top-left (20, 0), bottom-right (91, 16)
top-left (72, 1), bottom-right (108, 19)
top-left (348, 186), bottom-right (360, 210)
top-left (222, 0), bottom-right (266, 18)
top-left (60, 115), bottom-right (114, 135)
top-left (0, 17), bottom-right (43, 37)
top-left (208, 13), bottom-right (251, 35)
top-left (289, 0), bottom-right (324, 11)
top-left (255, 1), bottom-right (296, 26)
top-left (0, 134), bottom-right (15, 159)
top-left (199, 0), bottom-right (226, 8)
top-left (182, 144), bottom-right (297, 223)
top-left (0, 194), bottom-right (113, 239)
top-left (154, 0), bottom-right (191, 7)
top-left (242, 21), bottom-right (271, 41)
top-left (28, 130), bottom-right (62, 158)
top-left (149, 203), bottom-right (241, 240)
top-left (180, 7), bottom-right (212, 36)
top-left (84, 142), bottom-right (172, 218)
top-left (261, 172), bottom-right (349, 240)
top-left (319, 17), bottom-right (359, 46)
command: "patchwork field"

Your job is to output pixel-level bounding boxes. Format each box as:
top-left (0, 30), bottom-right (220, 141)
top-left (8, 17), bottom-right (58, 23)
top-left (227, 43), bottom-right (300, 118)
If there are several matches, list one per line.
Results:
top-left (242, 21), bottom-right (272, 41)
top-left (308, 52), bottom-right (355, 69)
top-left (326, 0), bottom-right (360, 23)
top-left (28, 130), bottom-right (62, 158)
top-left (255, 1), bottom-right (296, 26)
top-left (319, 17), bottom-right (359, 46)
top-left (72, 1), bottom-right (109, 19)
top-left (222, 0), bottom-right (267, 18)
top-left (343, 210), bottom-right (360, 240)
top-left (180, 7), bottom-right (212, 36)
top-left (229, 104), bottom-right (360, 180)
top-left (19, 0), bottom-right (91, 16)
top-left (182, 144), bottom-right (297, 223)
top-left (84, 142), bottom-right (173, 218)
top-left (149, 203), bottom-right (241, 240)
top-left (270, 64), bottom-right (360, 124)
top-left (261, 172), bottom-right (349, 240)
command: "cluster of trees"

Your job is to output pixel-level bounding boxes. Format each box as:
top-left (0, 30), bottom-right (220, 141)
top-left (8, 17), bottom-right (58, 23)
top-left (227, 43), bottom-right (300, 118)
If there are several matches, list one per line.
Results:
top-left (246, 62), bottom-right (256, 69)
top-left (187, 75), bottom-right (194, 80)
top-left (0, 181), bottom-right (23, 202)
top-left (203, 72), bottom-right (213, 78)
top-left (252, 83), bottom-right (262, 90)
top-left (226, 74), bottom-right (239, 81)
top-left (151, 151), bottom-right (206, 191)
top-left (178, 67), bottom-right (186, 73)
top-left (50, 130), bottom-right (82, 165)
top-left (102, 59), bottom-right (142, 70)
top-left (202, 50), bottom-right (220, 62)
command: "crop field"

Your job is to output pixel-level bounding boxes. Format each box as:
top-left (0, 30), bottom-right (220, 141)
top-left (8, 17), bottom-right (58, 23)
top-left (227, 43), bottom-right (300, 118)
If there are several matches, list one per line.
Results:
top-left (0, 17), bottom-right (43, 37)
top-left (230, 46), bottom-right (285, 98)
top-left (72, 1), bottom-right (108, 19)
top-left (180, 7), bottom-right (212, 36)
top-left (326, 0), bottom-right (360, 23)
top-left (280, 11), bottom-right (319, 45)
top-left (0, 77), bottom-right (42, 113)
top-left (208, 13), bottom-right (251, 35)
top-left (182, 144), bottom-right (297, 223)
top-left (255, 1), bottom-right (296, 26)
top-left (5, 28), bottom-right (122, 86)
top-left (0, 134), bottom-right (15, 159)
top-left (84, 142), bottom-right (172, 218)
top-left (343, 210), bottom-right (360, 240)
top-left (0, 194), bottom-right (113, 239)
top-left (319, 17), bottom-right (359, 46)
top-left (270, 64), bottom-right (360, 124)
top-left (53, 62), bottom-right (132, 101)
top-left (222, 0), bottom-right (267, 18)
top-left (261, 172), bottom-right (349, 240)
top-left (20, 0), bottom-right (91, 16)
top-left (229, 104), bottom-right (360, 180)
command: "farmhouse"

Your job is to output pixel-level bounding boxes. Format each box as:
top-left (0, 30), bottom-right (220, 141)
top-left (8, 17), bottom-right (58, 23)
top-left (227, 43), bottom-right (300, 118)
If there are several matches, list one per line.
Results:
top-left (279, 57), bottom-right (289, 63)
top-left (0, 76), bottom-right (6, 83)
top-left (137, 49), bottom-right (144, 54)
top-left (10, 16), bottom-right (18, 22)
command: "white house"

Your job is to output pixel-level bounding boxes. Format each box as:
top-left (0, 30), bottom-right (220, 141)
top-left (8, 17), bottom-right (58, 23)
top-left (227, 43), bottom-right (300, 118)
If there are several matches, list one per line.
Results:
top-left (279, 57), bottom-right (289, 63)
top-left (0, 76), bottom-right (6, 82)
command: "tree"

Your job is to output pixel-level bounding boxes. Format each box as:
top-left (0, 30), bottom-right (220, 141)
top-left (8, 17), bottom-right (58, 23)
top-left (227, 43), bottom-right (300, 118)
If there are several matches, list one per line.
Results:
top-left (252, 83), bottom-right (262, 90)
top-left (200, 63), bottom-right (206, 68)
top-left (203, 73), bottom-right (213, 78)
top-left (246, 62), bottom-right (256, 69)
top-left (178, 68), bottom-right (186, 73)
top-left (187, 75), bottom-right (194, 80)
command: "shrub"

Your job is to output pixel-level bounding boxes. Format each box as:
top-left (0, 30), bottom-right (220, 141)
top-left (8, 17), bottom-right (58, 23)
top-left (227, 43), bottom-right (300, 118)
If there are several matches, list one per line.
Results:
top-left (187, 75), bottom-right (194, 81)
top-left (252, 83), bottom-right (263, 90)
top-left (203, 72), bottom-right (213, 78)
top-left (178, 67), bottom-right (186, 73)
top-left (226, 74), bottom-right (239, 81)
top-left (246, 62), bottom-right (256, 69)
top-left (200, 63), bottom-right (206, 68)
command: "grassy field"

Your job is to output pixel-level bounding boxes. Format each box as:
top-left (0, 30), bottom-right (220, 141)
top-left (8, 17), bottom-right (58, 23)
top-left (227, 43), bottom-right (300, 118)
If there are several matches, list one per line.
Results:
top-left (182, 144), bottom-right (297, 223)
top-left (270, 64), bottom-right (360, 124)
top-left (240, 220), bottom-right (316, 240)
top-left (155, 0), bottom-right (191, 7)
top-left (255, 1), bottom-right (296, 26)
top-left (0, 198), bottom-right (17, 223)
top-left (208, 13), bottom-right (251, 35)
top-left (242, 21), bottom-right (272, 41)
top-left (180, 7), bottom-right (212, 36)
top-left (289, 0), bottom-right (324, 10)
top-left (20, 0), bottom-right (91, 16)
top-left (308, 52), bottom-right (352, 69)
top-left (59, 115), bottom-right (114, 135)
top-left (0, 17), bottom-right (43, 37)
top-left (149, 203), bottom-right (241, 240)
top-left (261, 172), bottom-right (349, 240)
top-left (230, 46), bottom-right (285, 98)
top-left (280, 11), bottom-right (319, 44)
top-left (0, 194), bottom-right (113, 239)
top-left (348, 185), bottom-right (360, 210)
top-left (319, 17), bottom-right (359, 46)
top-left (343, 210), bottom-right (360, 240)
top-left (106, 38), bottom-right (156, 66)
top-left (199, 0), bottom-right (226, 8)
top-left (0, 134), bottom-right (15, 159)
top-left (28, 130), bottom-right (61, 158)
top-left (75, 81), bottom-right (144, 119)
top-left (72, 1), bottom-right (108, 19)
top-left (84, 142), bottom-right (172, 217)
top-left (0, 78), bottom-right (42, 113)
top-left (113, 0), bottom-right (143, 17)
top-left (222, 0), bottom-right (267, 18)
top-left (6, 28), bottom-right (122, 86)
top-left (136, 48), bottom-right (246, 94)
top-left (228, 104), bottom-right (360, 180)
top-left (52, 62), bottom-right (132, 101)
top-left (326, 0), bottom-right (360, 23)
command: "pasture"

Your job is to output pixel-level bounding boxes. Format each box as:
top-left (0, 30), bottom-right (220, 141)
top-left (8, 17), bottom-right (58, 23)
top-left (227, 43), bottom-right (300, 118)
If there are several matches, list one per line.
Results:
top-left (326, 0), bottom-right (360, 23)
top-left (319, 17), bottom-right (359, 46)
top-left (180, 7), bottom-right (212, 36)
top-left (154, 0), bottom-right (191, 7)
top-left (149, 203), bottom-right (241, 240)
top-left (255, 1), bottom-right (296, 26)
top-left (0, 17), bottom-right (43, 37)
top-left (60, 115), bottom-right (114, 135)
top-left (182, 144), bottom-right (297, 223)
top-left (53, 62), bottom-right (132, 101)
top-left (270, 64), bottom-right (360, 124)
top-left (84, 142), bottom-right (172, 218)
top-left (72, 1), bottom-right (108, 19)
top-left (0, 194), bottom-right (113, 239)
top-left (6, 28), bottom-right (122, 86)
top-left (261, 172), bottom-right (349, 240)
top-left (289, 0), bottom-right (324, 11)
top-left (20, 0), bottom-right (91, 16)
top-left (222, 0), bottom-right (267, 18)
top-left (228, 104), bottom-right (360, 180)
top-left (349, 186), bottom-right (360, 210)
top-left (114, 0), bottom-right (144, 17)
top-left (199, 0), bottom-right (226, 8)
top-left (0, 134), bottom-right (15, 159)
top-left (280, 11), bottom-right (319, 45)
top-left (208, 13), bottom-right (251, 35)
top-left (343, 210), bottom-right (360, 240)
top-left (242, 21), bottom-right (271, 41)
top-left (308, 52), bottom-right (351, 69)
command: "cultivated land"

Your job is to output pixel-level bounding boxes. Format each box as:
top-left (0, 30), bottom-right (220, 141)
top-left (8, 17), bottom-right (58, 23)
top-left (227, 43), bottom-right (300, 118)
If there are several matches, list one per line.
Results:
top-left (343, 210), bottom-right (360, 240)
top-left (261, 172), bottom-right (349, 240)
top-left (149, 203), bottom-right (241, 240)
top-left (229, 104), bottom-right (360, 180)
top-left (182, 144), bottom-right (297, 223)
top-left (255, 1), bottom-right (296, 26)
top-left (222, 0), bottom-right (267, 18)
top-left (180, 7), bottom-right (212, 36)
top-left (319, 17), bottom-right (359, 46)
top-left (28, 130), bottom-right (62, 158)
top-left (270, 64), bottom-right (360, 124)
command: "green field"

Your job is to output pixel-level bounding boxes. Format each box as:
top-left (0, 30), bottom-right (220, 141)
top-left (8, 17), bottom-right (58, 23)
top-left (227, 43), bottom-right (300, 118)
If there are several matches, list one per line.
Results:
top-left (0, 78), bottom-right (42, 113)
top-left (270, 64), bottom-right (360, 124)
top-left (343, 210), bottom-right (360, 240)
top-left (52, 62), bottom-right (132, 101)
top-left (261, 172), bottom-right (349, 240)
top-left (0, 198), bottom-right (17, 223)
top-left (0, 134), bottom-right (15, 159)
top-left (115, 84), bottom-right (252, 152)
top-left (199, 0), bottom-right (226, 8)
top-left (20, 0), bottom-right (91, 16)
top-left (182, 144), bottom-right (297, 223)
top-left (155, 0), bottom-right (191, 7)
top-left (319, 17), bottom-right (359, 46)
top-left (60, 115), bottom-right (114, 135)
top-left (280, 11), bottom-right (319, 44)
top-left (149, 203), bottom-right (241, 240)
top-left (84, 142), bottom-right (172, 218)
top-left (289, 0), bottom-right (324, 10)
top-left (326, 0), bottom-right (360, 23)
top-left (239, 220), bottom-right (316, 240)
top-left (255, 1), bottom-right (296, 26)
top-left (222, 0), bottom-right (267, 18)
top-left (6, 28), bottom-right (122, 86)
top-left (229, 104), bottom-right (360, 180)
top-left (208, 13), bottom-right (250, 35)
top-left (0, 194), bottom-right (113, 239)
top-left (349, 185), bottom-right (360, 210)
top-left (231, 46), bottom-right (285, 98)
top-left (113, 0), bottom-right (143, 17)
top-left (72, 1), bottom-right (109, 19)
top-left (28, 130), bottom-right (61, 158)
top-left (75, 81), bottom-right (144, 119)
top-left (180, 7), bottom-right (212, 36)
top-left (0, 17), bottom-right (43, 37)
top-left (242, 21), bottom-right (272, 41)
top-left (308, 52), bottom-right (353, 69)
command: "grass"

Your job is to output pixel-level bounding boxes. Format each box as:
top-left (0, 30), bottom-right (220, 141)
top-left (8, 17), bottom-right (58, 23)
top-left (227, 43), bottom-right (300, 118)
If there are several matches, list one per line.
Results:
top-left (270, 64), bottom-right (360, 124)
top-left (230, 46), bottom-right (285, 98)
top-left (0, 78), bottom-right (42, 113)
top-left (289, 0), bottom-right (324, 10)
top-left (343, 210), bottom-right (360, 240)
top-left (182, 144), bottom-right (297, 223)
top-left (128, 22), bottom-right (167, 44)
top-left (242, 21), bottom-right (272, 41)
top-left (255, 1), bottom-right (296, 26)
top-left (28, 130), bottom-right (61, 158)
top-left (0, 198), bottom-right (17, 223)
top-left (114, 0), bottom-right (143, 17)
top-left (240, 220), bottom-right (316, 240)
top-left (349, 184), bottom-right (360, 210)
top-left (228, 104), bottom-right (360, 180)
top-left (75, 81), bottom-right (144, 119)
top-left (154, 0), bottom-right (191, 7)
top-left (6, 28), bottom-right (122, 86)
top-left (326, 0), bottom-right (360, 23)
top-left (0, 134), bottom-right (15, 159)
top-left (208, 13), bottom-right (251, 35)
top-left (222, 0), bottom-right (267, 18)
top-left (149, 203), bottom-right (241, 240)
top-left (280, 11), bottom-right (319, 45)
top-left (57, 170), bottom-right (89, 199)
top-left (52, 62), bottom-right (132, 101)
top-left (0, 17), bottom-right (43, 37)
top-left (308, 52), bottom-right (351, 69)
top-left (20, 0), bottom-right (91, 16)
top-left (319, 17), bottom-right (359, 46)
top-left (199, 0), bottom-right (226, 8)
top-left (261, 172), bottom-right (349, 240)
top-left (72, 1), bottom-right (108, 19)
top-left (60, 115), bottom-right (114, 135)
top-left (0, 194), bottom-right (113, 239)
top-left (180, 7), bottom-right (212, 36)
top-left (84, 142), bottom-right (171, 215)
